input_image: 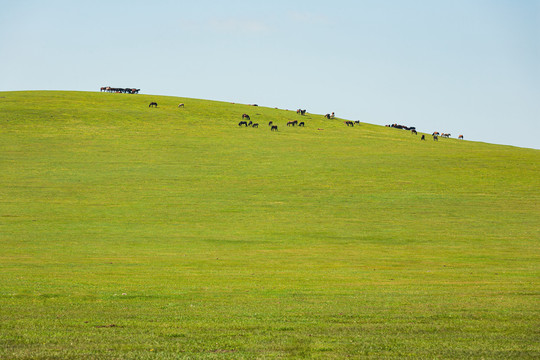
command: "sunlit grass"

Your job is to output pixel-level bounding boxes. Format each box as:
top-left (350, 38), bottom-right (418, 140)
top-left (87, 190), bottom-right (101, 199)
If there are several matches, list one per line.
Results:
top-left (1, 90), bottom-right (539, 359)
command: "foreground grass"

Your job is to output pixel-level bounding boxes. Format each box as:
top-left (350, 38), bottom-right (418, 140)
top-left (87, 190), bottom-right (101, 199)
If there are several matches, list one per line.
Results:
top-left (0, 91), bottom-right (539, 358)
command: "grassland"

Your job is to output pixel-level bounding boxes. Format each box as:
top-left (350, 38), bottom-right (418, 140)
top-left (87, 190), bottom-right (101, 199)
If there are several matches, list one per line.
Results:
top-left (0, 90), bottom-right (539, 359)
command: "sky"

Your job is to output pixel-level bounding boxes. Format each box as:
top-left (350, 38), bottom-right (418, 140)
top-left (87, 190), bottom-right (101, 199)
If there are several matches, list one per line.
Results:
top-left (1, 0), bottom-right (539, 149)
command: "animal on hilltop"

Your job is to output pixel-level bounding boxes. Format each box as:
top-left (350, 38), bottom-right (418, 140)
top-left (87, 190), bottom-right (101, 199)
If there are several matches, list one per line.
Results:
top-left (287, 120), bottom-right (298, 126)
top-left (458, 135), bottom-right (464, 139)
top-left (149, 102), bottom-right (158, 107)
top-left (238, 121), bottom-right (248, 127)
top-left (242, 114), bottom-right (250, 120)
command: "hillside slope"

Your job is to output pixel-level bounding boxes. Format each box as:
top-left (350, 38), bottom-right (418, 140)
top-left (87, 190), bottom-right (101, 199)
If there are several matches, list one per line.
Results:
top-left (1, 91), bottom-right (539, 359)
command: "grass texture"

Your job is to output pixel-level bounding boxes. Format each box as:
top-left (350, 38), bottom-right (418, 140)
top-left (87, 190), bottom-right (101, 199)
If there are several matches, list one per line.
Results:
top-left (1, 91), bottom-right (539, 359)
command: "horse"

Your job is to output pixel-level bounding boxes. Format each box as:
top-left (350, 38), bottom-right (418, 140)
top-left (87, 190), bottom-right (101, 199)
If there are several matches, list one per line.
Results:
top-left (344, 121), bottom-right (354, 127)
top-left (458, 135), bottom-right (464, 139)
top-left (252, 123), bottom-right (259, 128)
top-left (421, 135), bottom-right (426, 140)
top-left (268, 121), bottom-right (273, 126)
top-left (242, 114), bottom-right (250, 120)
top-left (238, 121), bottom-right (248, 127)
top-left (433, 135), bottom-right (438, 141)
top-left (411, 129), bottom-right (417, 135)
top-left (178, 103), bottom-right (184, 107)
top-left (324, 114), bottom-right (331, 119)
top-left (297, 109), bottom-right (306, 115)
top-left (149, 102), bottom-right (158, 107)
top-left (298, 122), bottom-right (305, 127)
top-left (271, 125), bottom-right (278, 131)
top-left (442, 133), bottom-right (450, 138)
top-left (248, 121), bottom-right (253, 126)
top-left (287, 120), bottom-right (297, 126)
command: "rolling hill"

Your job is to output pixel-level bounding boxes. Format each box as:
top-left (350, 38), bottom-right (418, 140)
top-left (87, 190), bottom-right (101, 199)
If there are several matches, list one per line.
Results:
top-left (1, 90), bottom-right (539, 359)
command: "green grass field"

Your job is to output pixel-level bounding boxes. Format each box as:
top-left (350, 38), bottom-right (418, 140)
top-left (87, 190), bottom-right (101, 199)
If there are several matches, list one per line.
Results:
top-left (1, 90), bottom-right (539, 359)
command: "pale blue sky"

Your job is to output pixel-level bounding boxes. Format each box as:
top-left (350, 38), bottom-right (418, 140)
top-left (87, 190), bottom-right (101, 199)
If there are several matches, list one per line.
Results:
top-left (1, 0), bottom-right (538, 149)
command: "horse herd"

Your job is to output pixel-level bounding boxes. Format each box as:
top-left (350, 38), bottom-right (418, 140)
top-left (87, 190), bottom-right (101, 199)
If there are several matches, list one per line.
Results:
top-left (387, 123), bottom-right (463, 141)
top-left (100, 87), bottom-right (140, 94)
top-left (143, 101), bottom-right (464, 139)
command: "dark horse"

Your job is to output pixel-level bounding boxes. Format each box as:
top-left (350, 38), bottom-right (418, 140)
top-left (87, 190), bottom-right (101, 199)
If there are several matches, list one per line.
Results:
top-left (149, 102), bottom-right (158, 107)
top-left (242, 114), bottom-right (250, 120)
top-left (238, 121), bottom-right (248, 127)
top-left (298, 122), bottom-right (305, 127)
top-left (271, 125), bottom-right (278, 131)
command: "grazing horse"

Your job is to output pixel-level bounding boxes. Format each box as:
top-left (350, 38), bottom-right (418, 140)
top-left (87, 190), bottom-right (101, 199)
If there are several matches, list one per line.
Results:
top-left (458, 135), bottom-right (464, 140)
top-left (271, 125), bottom-right (278, 131)
top-left (149, 102), bottom-right (158, 107)
top-left (248, 121), bottom-right (253, 126)
top-left (287, 120), bottom-right (297, 126)
top-left (238, 121), bottom-right (248, 127)
top-left (178, 103), bottom-right (184, 107)
top-left (324, 114), bottom-right (331, 119)
top-left (242, 114), bottom-right (250, 120)
top-left (411, 129), bottom-right (417, 135)
top-left (432, 131), bottom-right (439, 136)
top-left (344, 121), bottom-right (354, 127)
top-left (433, 135), bottom-right (438, 141)
top-left (297, 109), bottom-right (306, 115)
top-left (298, 122), bottom-right (305, 127)
top-left (268, 121), bottom-right (273, 126)
top-left (421, 135), bottom-right (426, 140)
top-left (252, 123), bottom-right (259, 128)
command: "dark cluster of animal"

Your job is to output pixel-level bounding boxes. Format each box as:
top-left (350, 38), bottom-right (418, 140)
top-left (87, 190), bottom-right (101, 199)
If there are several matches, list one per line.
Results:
top-left (386, 123), bottom-right (416, 131)
top-left (296, 109), bottom-right (307, 115)
top-left (238, 120), bottom-right (259, 128)
top-left (101, 87), bottom-right (140, 94)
